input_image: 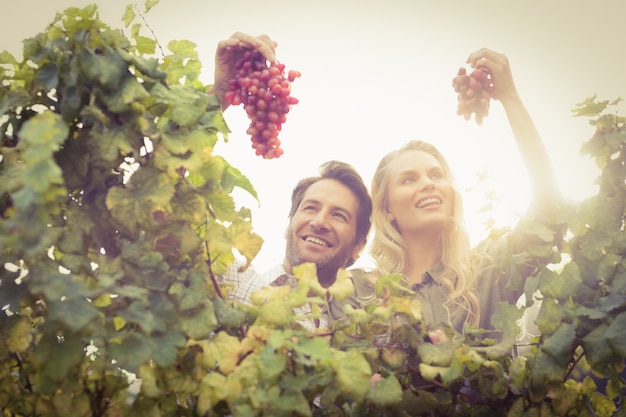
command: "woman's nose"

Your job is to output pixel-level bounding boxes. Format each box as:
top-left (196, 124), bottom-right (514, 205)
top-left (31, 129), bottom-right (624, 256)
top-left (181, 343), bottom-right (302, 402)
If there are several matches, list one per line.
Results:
top-left (419, 176), bottom-right (436, 190)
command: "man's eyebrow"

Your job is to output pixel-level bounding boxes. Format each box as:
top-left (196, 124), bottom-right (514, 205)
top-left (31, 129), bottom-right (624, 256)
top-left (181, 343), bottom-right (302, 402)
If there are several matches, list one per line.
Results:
top-left (330, 205), bottom-right (354, 221)
top-left (301, 198), bottom-right (354, 220)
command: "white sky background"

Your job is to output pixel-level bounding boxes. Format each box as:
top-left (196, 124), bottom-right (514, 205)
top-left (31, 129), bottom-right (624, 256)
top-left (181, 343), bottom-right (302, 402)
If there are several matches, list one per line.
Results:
top-left (3, 0), bottom-right (625, 271)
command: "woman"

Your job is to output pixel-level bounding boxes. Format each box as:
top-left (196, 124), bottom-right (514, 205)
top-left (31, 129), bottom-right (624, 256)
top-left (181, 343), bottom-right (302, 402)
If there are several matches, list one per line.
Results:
top-left (364, 48), bottom-right (561, 334)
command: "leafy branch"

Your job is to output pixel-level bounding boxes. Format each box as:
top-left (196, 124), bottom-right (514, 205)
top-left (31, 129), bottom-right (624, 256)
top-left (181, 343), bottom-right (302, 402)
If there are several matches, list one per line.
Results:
top-left (1, 2), bottom-right (625, 416)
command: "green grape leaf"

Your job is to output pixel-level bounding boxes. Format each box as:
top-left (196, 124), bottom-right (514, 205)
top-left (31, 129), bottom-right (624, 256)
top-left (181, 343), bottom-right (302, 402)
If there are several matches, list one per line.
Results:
top-left (109, 332), bottom-right (153, 373)
top-left (258, 345), bottom-right (288, 381)
top-left (213, 296), bottom-right (248, 329)
top-left (178, 302), bottom-right (218, 340)
top-left (89, 128), bottom-right (136, 163)
top-left (541, 322), bottom-right (576, 366)
top-left (571, 95), bottom-right (610, 117)
top-left (120, 300), bottom-right (158, 333)
top-left (17, 111), bottom-right (68, 191)
top-left (78, 46), bottom-right (126, 90)
top-left (267, 386), bottom-right (311, 417)
top-left (168, 270), bottom-right (209, 311)
top-left (33, 334), bottom-right (86, 394)
top-left (150, 331), bottom-right (186, 367)
top-left (294, 336), bottom-right (334, 365)
top-left (604, 311), bottom-right (626, 357)
top-left (151, 83), bottom-right (209, 127)
top-left (105, 167), bottom-right (175, 235)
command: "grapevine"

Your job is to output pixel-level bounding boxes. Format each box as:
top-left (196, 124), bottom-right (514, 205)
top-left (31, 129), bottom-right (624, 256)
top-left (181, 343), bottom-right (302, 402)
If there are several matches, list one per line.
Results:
top-left (225, 50), bottom-right (301, 159)
top-left (452, 66), bottom-right (494, 125)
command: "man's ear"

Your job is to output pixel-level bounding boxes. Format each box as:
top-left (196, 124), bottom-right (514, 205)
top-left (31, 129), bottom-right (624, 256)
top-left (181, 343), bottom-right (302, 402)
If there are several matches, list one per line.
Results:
top-left (351, 237), bottom-right (367, 262)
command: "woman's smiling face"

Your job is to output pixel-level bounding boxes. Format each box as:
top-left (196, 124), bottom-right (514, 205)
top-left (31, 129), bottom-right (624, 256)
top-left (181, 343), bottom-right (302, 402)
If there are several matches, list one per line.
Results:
top-left (384, 149), bottom-right (454, 236)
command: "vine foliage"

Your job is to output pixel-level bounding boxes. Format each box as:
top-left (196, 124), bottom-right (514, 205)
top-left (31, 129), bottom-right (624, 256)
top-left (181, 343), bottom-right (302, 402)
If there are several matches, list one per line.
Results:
top-left (1, 3), bottom-right (625, 416)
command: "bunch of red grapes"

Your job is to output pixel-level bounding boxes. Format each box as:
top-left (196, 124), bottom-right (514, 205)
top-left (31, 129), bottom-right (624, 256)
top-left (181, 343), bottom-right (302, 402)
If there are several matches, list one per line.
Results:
top-left (224, 51), bottom-right (301, 159)
top-left (452, 67), bottom-right (495, 125)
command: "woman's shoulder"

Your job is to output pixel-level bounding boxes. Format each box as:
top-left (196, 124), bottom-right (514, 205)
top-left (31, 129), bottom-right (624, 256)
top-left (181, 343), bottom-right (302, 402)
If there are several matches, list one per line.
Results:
top-left (347, 266), bottom-right (378, 303)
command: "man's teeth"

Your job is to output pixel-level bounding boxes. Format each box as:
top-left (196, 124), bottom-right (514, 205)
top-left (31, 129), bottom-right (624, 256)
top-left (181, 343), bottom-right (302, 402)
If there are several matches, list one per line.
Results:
top-left (306, 237), bottom-right (329, 247)
top-left (417, 198), bottom-right (441, 208)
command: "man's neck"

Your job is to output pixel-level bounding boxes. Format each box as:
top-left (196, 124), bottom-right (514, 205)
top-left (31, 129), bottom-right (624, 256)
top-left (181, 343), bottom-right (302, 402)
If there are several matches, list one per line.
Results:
top-left (317, 273), bottom-right (336, 289)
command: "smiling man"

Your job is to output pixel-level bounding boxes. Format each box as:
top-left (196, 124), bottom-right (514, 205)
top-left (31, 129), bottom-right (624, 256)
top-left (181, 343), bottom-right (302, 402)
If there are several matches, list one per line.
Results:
top-left (282, 161), bottom-right (371, 288)
top-left (220, 160), bottom-right (372, 330)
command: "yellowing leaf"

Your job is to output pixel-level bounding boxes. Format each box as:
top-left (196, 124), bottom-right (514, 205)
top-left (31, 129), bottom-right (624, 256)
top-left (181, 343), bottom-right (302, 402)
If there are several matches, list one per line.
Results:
top-left (144, 0), bottom-right (160, 13)
top-left (138, 364), bottom-right (162, 398)
top-left (113, 316), bottom-right (126, 331)
top-left (224, 217), bottom-right (263, 264)
top-left (256, 299), bottom-right (296, 327)
top-left (240, 325), bottom-right (272, 354)
top-left (202, 331), bottom-right (241, 375)
top-left (249, 285), bottom-right (290, 306)
top-left (328, 269), bottom-right (356, 301)
top-left (121, 4), bottom-right (135, 27)
top-left (6, 316), bottom-right (33, 353)
top-left (381, 346), bottom-right (406, 370)
top-left (200, 372), bottom-right (229, 406)
top-left (366, 373), bottom-right (403, 406)
top-left (92, 293), bottom-right (112, 307)
top-left (332, 349), bottom-right (371, 401)
top-left (392, 296), bottom-right (423, 322)
top-left (343, 304), bottom-right (371, 325)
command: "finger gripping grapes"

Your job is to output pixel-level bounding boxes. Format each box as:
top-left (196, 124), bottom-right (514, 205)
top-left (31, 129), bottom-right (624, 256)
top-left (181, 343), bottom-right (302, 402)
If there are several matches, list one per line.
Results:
top-left (452, 67), bottom-right (494, 125)
top-left (224, 51), bottom-right (301, 159)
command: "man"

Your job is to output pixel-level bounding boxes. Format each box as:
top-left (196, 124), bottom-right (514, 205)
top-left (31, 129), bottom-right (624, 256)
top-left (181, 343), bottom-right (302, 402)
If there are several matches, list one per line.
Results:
top-left (220, 160), bottom-right (373, 331)
top-left (210, 33), bottom-right (373, 330)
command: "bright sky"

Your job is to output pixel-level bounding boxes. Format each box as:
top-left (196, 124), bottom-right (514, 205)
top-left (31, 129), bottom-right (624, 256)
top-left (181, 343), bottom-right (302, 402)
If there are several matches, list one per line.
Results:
top-left (3, 0), bottom-right (625, 271)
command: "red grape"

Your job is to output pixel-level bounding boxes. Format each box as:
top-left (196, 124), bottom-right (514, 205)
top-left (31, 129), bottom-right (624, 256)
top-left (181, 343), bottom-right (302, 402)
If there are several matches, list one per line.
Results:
top-left (452, 66), bottom-right (494, 125)
top-left (225, 51), bottom-right (301, 159)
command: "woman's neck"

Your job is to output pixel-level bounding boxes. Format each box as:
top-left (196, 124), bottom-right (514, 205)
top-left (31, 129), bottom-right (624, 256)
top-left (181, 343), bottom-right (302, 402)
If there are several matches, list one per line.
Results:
top-left (402, 232), bottom-right (442, 284)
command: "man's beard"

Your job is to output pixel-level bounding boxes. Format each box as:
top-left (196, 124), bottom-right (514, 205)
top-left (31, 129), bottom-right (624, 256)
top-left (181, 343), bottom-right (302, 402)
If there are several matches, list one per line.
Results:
top-left (285, 236), bottom-right (353, 288)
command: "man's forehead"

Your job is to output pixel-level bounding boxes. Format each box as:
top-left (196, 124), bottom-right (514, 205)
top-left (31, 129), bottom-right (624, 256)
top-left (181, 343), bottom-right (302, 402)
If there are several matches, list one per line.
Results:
top-left (302, 179), bottom-right (360, 213)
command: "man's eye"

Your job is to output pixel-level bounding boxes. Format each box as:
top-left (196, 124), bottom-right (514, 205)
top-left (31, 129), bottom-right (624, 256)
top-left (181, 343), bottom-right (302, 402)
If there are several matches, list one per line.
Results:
top-left (333, 212), bottom-right (348, 222)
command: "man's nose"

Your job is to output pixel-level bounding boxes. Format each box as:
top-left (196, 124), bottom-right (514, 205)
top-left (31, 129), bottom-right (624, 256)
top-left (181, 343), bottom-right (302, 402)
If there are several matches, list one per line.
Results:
top-left (309, 211), bottom-right (330, 230)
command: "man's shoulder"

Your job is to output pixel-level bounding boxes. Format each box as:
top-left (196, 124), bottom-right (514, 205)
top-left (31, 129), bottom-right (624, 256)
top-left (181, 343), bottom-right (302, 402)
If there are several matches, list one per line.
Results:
top-left (262, 263), bottom-right (288, 286)
top-left (220, 256), bottom-right (260, 284)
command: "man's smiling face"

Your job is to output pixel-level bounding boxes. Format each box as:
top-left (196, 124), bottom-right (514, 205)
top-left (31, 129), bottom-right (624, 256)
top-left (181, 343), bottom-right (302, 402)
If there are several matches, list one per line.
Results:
top-left (284, 178), bottom-right (362, 281)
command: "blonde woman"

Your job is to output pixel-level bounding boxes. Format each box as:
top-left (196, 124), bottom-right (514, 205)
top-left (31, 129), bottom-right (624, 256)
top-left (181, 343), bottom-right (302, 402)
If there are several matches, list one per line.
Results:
top-left (361, 48), bottom-right (561, 334)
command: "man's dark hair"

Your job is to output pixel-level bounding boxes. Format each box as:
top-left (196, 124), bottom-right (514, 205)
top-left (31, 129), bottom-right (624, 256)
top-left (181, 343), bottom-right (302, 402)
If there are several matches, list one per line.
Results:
top-left (288, 161), bottom-right (372, 249)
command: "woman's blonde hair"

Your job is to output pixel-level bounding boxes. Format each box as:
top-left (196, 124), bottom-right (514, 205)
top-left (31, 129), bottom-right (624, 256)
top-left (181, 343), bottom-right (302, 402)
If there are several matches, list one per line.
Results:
top-left (369, 140), bottom-right (483, 328)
